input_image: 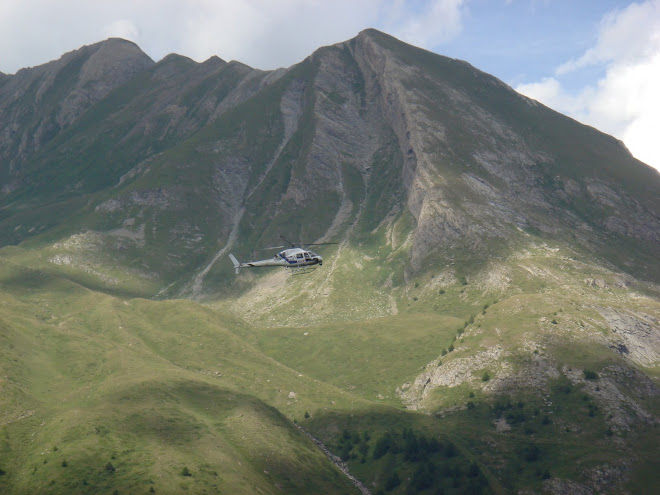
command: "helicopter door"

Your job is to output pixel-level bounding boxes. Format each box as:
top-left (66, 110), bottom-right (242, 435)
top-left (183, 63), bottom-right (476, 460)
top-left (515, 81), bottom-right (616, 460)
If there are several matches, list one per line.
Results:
top-left (303, 252), bottom-right (311, 263)
top-left (295, 253), bottom-right (304, 264)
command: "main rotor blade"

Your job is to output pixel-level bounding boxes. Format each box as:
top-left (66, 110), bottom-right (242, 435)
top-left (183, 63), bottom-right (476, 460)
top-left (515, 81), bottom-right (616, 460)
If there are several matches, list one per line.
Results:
top-left (259, 245), bottom-right (285, 250)
top-left (305, 242), bottom-right (338, 246)
top-left (279, 235), bottom-right (296, 247)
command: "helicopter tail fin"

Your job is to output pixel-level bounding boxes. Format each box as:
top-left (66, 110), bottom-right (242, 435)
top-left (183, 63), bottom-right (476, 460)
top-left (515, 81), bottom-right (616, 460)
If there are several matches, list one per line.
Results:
top-left (229, 254), bottom-right (241, 274)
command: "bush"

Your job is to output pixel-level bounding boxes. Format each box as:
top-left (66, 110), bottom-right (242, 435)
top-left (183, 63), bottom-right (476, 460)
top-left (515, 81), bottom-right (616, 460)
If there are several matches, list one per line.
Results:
top-left (373, 434), bottom-right (393, 460)
top-left (482, 371), bottom-right (490, 382)
top-left (467, 461), bottom-right (481, 478)
top-left (522, 443), bottom-right (541, 462)
top-left (181, 466), bottom-right (192, 477)
top-left (105, 463), bottom-right (116, 473)
top-left (467, 401), bottom-right (475, 410)
top-left (304, 411), bottom-right (310, 418)
top-left (583, 369), bottom-right (599, 380)
top-left (384, 471), bottom-right (401, 490)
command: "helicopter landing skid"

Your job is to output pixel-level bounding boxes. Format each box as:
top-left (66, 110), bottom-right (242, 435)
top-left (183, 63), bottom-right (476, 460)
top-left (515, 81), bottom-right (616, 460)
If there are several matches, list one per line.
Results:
top-left (288, 265), bottom-right (318, 275)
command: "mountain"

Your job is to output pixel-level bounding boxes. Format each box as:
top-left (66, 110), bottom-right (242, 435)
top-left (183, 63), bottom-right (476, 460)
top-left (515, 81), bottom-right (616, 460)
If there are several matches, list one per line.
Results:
top-left (0, 29), bottom-right (659, 494)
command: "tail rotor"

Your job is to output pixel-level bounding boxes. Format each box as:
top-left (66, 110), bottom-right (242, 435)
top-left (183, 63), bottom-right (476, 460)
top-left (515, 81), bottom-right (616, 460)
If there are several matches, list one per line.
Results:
top-left (229, 254), bottom-right (241, 274)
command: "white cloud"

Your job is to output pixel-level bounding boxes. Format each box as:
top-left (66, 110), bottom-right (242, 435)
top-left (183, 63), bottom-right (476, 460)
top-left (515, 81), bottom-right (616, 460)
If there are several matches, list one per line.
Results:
top-left (0, 0), bottom-right (466, 73)
top-left (517, 0), bottom-right (660, 172)
top-left (386, 0), bottom-right (466, 47)
top-left (103, 19), bottom-right (140, 43)
top-left (557, 0), bottom-right (659, 75)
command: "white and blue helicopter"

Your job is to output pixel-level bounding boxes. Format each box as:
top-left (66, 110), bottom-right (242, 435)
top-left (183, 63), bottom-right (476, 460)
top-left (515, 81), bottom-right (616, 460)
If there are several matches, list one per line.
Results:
top-left (229, 237), bottom-right (337, 274)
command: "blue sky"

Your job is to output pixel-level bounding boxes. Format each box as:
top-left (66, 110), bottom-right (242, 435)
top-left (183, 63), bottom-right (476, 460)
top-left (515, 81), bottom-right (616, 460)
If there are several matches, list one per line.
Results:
top-left (1, 0), bottom-right (658, 170)
top-left (442, 0), bottom-right (623, 89)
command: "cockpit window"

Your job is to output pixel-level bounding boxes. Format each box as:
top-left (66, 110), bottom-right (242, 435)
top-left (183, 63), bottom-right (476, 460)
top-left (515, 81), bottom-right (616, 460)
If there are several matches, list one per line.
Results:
top-left (304, 252), bottom-right (311, 259)
top-left (296, 253), bottom-right (304, 259)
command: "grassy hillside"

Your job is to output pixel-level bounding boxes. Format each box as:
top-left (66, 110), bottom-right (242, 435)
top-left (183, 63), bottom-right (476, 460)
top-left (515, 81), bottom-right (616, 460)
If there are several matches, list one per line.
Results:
top-left (0, 256), bottom-right (365, 494)
top-left (2, 238), bottom-right (659, 494)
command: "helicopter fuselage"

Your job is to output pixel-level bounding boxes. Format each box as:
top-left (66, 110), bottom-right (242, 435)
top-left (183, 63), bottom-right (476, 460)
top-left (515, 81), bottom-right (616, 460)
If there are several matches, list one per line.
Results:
top-left (229, 248), bottom-right (322, 274)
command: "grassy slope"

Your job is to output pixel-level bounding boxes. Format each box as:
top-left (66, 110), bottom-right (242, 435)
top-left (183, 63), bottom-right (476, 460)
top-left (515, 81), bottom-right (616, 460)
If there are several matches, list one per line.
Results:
top-left (2, 234), bottom-right (660, 494)
top-left (0, 256), bottom-right (364, 494)
top-left (221, 234), bottom-right (660, 494)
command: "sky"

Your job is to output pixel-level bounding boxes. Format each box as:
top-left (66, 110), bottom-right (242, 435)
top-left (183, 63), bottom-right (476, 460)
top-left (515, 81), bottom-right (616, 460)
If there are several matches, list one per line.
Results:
top-left (1, 0), bottom-right (658, 171)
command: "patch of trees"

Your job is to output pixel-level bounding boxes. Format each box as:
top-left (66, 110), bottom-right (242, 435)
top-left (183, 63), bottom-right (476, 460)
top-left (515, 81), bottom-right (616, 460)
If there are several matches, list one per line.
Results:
top-left (492, 397), bottom-right (556, 430)
top-left (336, 429), bottom-right (370, 463)
top-left (338, 427), bottom-right (491, 494)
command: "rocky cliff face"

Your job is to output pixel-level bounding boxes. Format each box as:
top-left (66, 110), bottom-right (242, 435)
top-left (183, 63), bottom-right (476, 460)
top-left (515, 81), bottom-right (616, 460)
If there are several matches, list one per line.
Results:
top-left (0, 39), bottom-right (154, 191)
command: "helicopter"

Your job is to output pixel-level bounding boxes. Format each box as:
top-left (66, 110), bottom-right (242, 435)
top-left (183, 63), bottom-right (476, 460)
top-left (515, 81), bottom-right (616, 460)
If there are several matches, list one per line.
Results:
top-left (229, 237), bottom-right (337, 274)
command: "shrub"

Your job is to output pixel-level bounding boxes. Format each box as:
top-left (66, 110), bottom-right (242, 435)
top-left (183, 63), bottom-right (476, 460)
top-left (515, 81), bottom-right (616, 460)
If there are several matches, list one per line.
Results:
top-left (304, 411), bottom-right (310, 418)
top-left (439, 289), bottom-right (445, 295)
top-left (468, 461), bottom-right (481, 478)
top-left (61, 460), bottom-right (68, 468)
top-left (105, 463), bottom-right (116, 473)
top-left (522, 443), bottom-right (541, 462)
top-left (181, 466), bottom-right (192, 477)
top-left (373, 434), bottom-right (393, 459)
top-left (482, 371), bottom-right (490, 382)
top-left (448, 344), bottom-right (454, 352)
top-left (583, 369), bottom-right (599, 380)
top-left (467, 401), bottom-right (475, 410)
top-left (384, 471), bottom-right (400, 490)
